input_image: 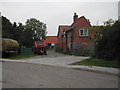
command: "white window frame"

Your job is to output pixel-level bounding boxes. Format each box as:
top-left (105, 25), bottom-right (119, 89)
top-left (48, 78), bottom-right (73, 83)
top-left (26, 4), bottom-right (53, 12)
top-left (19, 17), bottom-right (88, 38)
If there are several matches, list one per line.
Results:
top-left (80, 29), bottom-right (88, 36)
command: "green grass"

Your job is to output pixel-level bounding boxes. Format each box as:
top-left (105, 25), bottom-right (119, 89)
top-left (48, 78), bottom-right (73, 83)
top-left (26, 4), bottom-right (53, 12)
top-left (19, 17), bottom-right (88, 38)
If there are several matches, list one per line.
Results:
top-left (72, 58), bottom-right (120, 68)
top-left (7, 54), bottom-right (38, 60)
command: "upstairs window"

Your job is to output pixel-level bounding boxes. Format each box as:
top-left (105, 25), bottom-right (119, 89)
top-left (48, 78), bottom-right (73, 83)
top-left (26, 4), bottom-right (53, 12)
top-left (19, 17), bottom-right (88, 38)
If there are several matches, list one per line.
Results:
top-left (80, 29), bottom-right (88, 36)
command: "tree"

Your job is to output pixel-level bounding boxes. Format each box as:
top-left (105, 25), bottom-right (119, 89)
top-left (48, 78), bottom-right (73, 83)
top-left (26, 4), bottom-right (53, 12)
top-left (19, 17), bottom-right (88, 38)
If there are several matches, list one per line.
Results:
top-left (25, 18), bottom-right (47, 40)
top-left (22, 18), bottom-right (47, 47)
top-left (2, 16), bottom-right (47, 48)
top-left (0, 14), bottom-right (1, 53)
top-left (12, 22), bottom-right (23, 41)
top-left (2, 16), bottom-right (14, 39)
top-left (17, 23), bottom-right (24, 44)
top-left (94, 20), bottom-right (120, 61)
top-left (88, 26), bottom-right (104, 42)
top-left (103, 19), bottom-right (115, 26)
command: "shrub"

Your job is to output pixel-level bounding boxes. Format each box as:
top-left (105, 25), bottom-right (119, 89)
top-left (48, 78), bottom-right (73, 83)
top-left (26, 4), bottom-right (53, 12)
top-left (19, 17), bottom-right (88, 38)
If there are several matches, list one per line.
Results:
top-left (94, 21), bottom-right (120, 61)
top-left (74, 46), bottom-right (91, 56)
top-left (55, 46), bottom-right (63, 53)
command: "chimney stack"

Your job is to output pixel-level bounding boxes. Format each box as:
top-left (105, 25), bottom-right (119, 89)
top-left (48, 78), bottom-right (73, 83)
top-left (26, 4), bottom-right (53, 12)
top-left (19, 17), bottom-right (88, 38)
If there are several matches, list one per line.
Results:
top-left (73, 13), bottom-right (78, 23)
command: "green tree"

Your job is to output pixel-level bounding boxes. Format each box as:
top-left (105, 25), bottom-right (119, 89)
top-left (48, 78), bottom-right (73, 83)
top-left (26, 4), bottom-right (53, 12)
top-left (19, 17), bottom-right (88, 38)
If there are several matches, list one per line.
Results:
top-left (25, 18), bottom-right (47, 40)
top-left (0, 15), bottom-right (2, 38)
top-left (2, 16), bottom-right (14, 39)
top-left (12, 22), bottom-right (24, 43)
top-left (2, 16), bottom-right (47, 48)
top-left (17, 23), bottom-right (24, 44)
top-left (88, 26), bottom-right (104, 42)
top-left (94, 20), bottom-right (120, 61)
top-left (103, 19), bottom-right (114, 26)
top-left (23, 18), bottom-right (47, 47)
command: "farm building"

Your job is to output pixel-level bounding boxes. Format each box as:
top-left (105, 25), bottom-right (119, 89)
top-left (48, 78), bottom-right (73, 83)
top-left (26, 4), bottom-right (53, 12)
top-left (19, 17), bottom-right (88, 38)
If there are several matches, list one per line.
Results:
top-left (44, 36), bottom-right (58, 48)
top-left (57, 13), bottom-right (95, 53)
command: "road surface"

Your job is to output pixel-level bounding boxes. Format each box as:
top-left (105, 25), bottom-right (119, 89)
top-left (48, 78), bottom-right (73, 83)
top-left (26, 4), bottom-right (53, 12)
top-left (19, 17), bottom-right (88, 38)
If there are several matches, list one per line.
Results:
top-left (2, 61), bottom-right (118, 88)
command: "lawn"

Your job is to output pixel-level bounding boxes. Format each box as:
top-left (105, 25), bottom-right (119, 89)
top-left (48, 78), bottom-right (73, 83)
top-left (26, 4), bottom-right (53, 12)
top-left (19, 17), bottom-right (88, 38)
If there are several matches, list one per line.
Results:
top-left (72, 58), bottom-right (120, 68)
top-left (7, 54), bottom-right (38, 60)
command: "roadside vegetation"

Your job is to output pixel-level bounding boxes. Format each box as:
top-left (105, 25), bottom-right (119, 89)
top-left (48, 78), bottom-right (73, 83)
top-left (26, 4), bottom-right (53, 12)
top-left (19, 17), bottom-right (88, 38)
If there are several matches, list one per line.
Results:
top-left (93, 20), bottom-right (120, 61)
top-left (2, 16), bottom-right (47, 48)
top-left (7, 54), bottom-right (38, 60)
top-left (72, 58), bottom-right (120, 68)
top-left (2, 16), bottom-right (47, 58)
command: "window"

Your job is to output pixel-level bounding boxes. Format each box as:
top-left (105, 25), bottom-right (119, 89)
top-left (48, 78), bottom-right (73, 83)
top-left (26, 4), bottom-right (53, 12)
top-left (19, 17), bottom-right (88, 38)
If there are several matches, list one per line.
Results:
top-left (63, 31), bottom-right (66, 37)
top-left (37, 41), bottom-right (43, 45)
top-left (80, 30), bottom-right (84, 36)
top-left (80, 29), bottom-right (88, 36)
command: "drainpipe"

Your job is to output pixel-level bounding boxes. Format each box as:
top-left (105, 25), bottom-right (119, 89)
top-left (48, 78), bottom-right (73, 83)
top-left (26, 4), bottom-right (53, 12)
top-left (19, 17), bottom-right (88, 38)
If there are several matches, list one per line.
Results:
top-left (61, 35), bottom-right (63, 51)
top-left (70, 29), bottom-right (74, 53)
top-left (65, 31), bottom-right (68, 52)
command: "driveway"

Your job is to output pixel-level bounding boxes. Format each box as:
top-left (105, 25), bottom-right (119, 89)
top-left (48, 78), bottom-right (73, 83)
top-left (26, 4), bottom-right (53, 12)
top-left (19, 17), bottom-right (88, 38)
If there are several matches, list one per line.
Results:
top-left (2, 50), bottom-right (90, 67)
top-left (1, 50), bottom-right (119, 75)
top-left (23, 51), bottom-right (89, 67)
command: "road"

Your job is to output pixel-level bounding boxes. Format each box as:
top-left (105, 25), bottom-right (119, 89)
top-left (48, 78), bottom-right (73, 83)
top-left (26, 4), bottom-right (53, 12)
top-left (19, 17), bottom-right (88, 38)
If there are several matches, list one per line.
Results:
top-left (1, 51), bottom-right (119, 88)
top-left (2, 61), bottom-right (118, 88)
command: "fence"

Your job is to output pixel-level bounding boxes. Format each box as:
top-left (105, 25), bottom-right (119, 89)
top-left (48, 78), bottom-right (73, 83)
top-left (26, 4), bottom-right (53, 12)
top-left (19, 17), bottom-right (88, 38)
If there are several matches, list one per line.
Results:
top-left (20, 48), bottom-right (33, 55)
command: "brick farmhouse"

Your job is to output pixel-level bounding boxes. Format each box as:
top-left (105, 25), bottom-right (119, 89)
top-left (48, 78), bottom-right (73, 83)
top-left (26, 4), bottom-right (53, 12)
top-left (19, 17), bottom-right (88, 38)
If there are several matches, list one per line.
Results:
top-left (57, 13), bottom-right (95, 53)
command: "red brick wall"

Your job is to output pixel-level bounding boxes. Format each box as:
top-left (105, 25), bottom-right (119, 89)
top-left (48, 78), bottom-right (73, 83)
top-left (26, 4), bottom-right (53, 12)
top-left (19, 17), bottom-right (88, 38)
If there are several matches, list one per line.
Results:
top-left (73, 17), bottom-right (91, 43)
top-left (66, 17), bottom-right (92, 44)
top-left (57, 26), bottom-right (69, 51)
top-left (65, 16), bottom-right (94, 52)
top-left (57, 15), bottom-right (95, 52)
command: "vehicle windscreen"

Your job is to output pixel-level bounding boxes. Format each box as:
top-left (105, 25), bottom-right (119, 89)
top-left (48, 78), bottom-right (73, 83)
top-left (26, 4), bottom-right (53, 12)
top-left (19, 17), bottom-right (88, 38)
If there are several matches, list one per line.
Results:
top-left (37, 41), bottom-right (43, 45)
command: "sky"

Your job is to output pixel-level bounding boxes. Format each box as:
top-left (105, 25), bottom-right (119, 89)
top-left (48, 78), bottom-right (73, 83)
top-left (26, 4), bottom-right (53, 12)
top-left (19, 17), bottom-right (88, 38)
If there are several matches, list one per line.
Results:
top-left (0, 0), bottom-right (119, 36)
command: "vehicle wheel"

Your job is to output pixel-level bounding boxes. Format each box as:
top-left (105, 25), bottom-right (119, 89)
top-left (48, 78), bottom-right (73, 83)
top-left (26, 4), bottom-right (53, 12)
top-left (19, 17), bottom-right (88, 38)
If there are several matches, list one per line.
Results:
top-left (34, 51), bottom-right (36, 54)
top-left (44, 51), bottom-right (47, 55)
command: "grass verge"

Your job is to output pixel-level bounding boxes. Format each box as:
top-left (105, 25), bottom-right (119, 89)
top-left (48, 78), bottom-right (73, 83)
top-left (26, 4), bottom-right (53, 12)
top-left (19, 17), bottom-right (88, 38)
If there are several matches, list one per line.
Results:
top-left (72, 58), bottom-right (120, 68)
top-left (7, 54), bottom-right (38, 60)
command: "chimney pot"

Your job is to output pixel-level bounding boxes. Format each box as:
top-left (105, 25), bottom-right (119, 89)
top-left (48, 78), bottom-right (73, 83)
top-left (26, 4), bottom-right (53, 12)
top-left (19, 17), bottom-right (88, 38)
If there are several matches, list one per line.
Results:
top-left (73, 13), bottom-right (78, 23)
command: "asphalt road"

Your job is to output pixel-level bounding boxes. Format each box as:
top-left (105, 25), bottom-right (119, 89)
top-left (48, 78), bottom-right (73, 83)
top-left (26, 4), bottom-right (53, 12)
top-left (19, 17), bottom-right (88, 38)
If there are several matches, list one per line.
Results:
top-left (2, 61), bottom-right (118, 88)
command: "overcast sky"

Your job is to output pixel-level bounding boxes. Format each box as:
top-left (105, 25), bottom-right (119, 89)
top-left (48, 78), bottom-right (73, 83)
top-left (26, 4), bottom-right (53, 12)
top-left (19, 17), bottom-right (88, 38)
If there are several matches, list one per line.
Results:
top-left (1, 0), bottom-right (119, 36)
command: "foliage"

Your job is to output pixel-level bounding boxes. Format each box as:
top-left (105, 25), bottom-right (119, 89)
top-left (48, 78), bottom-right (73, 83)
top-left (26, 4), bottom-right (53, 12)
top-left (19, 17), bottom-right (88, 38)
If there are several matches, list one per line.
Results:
top-left (2, 16), bottom-right (14, 39)
top-left (94, 20), bottom-right (120, 61)
top-left (74, 46), bottom-right (90, 56)
top-left (22, 18), bottom-right (47, 47)
top-left (13, 22), bottom-right (24, 43)
top-left (55, 45), bottom-right (63, 53)
top-left (2, 16), bottom-right (47, 48)
top-left (7, 54), bottom-right (37, 60)
top-left (55, 45), bottom-right (91, 56)
top-left (25, 18), bottom-right (47, 40)
top-left (72, 58), bottom-right (120, 68)
top-left (88, 26), bottom-right (104, 41)
top-left (55, 45), bottom-right (68, 54)
top-left (103, 19), bottom-right (115, 26)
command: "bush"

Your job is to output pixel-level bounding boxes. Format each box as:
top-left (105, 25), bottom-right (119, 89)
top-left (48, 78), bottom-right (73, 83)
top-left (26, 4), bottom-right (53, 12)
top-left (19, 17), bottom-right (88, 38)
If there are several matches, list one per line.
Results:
top-left (94, 21), bottom-right (120, 61)
top-left (55, 46), bottom-right (63, 53)
top-left (74, 47), bottom-right (91, 56)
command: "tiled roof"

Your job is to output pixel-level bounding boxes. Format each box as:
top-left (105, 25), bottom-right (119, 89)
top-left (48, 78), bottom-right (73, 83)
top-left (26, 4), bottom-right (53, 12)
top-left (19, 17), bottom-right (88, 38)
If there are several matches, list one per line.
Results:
top-left (44, 36), bottom-right (58, 44)
top-left (66, 16), bottom-right (91, 32)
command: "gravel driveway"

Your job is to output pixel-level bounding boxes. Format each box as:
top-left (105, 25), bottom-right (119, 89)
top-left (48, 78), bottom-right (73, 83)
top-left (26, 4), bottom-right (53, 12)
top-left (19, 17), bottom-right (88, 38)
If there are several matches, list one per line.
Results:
top-left (1, 51), bottom-right (119, 76)
top-left (18, 50), bottom-right (90, 67)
